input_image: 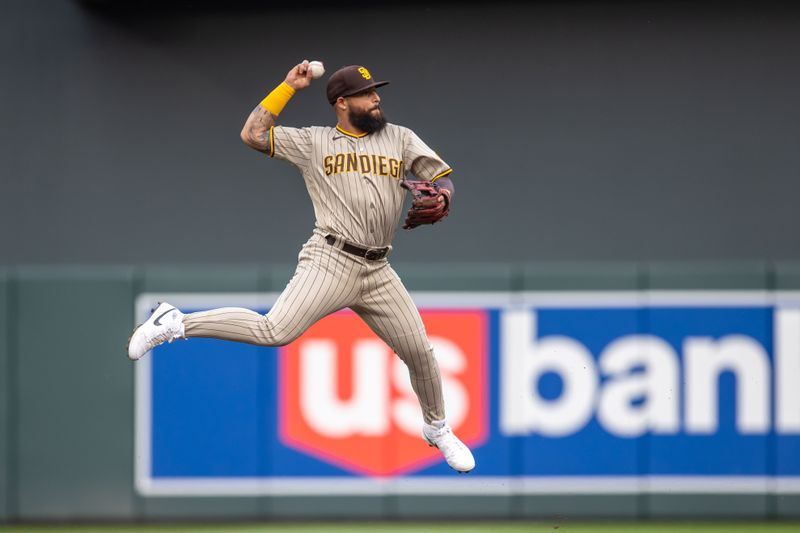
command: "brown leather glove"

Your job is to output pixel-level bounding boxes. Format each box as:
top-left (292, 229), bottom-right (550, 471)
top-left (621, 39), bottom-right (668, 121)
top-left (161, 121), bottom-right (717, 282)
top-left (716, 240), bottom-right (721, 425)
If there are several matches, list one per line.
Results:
top-left (401, 179), bottom-right (451, 229)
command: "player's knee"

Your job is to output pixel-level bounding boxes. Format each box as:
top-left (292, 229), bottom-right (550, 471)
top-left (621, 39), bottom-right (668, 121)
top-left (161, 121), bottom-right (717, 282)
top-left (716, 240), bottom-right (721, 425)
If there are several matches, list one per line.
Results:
top-left (395, 339), bottom-right (439, 380)
top-left (263, 327), bottom-right (302, 347)
top-left (249, 316), bottom-right (302, 347)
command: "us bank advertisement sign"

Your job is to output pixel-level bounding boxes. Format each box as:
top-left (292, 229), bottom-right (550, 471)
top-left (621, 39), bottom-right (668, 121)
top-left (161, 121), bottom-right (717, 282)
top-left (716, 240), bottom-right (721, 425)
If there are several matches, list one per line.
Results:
top-left (134, 292), bottom-right (800, 496)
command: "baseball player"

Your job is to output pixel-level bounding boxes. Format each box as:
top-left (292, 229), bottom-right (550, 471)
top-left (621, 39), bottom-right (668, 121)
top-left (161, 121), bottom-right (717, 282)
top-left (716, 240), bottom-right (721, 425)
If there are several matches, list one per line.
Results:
top-left (128, 61), bottom-right (474, 473)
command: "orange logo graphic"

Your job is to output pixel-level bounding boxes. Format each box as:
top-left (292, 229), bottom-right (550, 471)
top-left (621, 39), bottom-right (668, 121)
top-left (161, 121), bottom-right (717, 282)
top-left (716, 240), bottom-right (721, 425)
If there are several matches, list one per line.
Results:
top-left (279, 309), bottom-right (487, 476)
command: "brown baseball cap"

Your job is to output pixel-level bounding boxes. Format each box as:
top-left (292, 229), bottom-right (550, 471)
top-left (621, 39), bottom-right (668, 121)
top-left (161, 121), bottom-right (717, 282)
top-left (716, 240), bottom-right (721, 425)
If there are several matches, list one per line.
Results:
top-left (326, 65), bottom-right (390, 105)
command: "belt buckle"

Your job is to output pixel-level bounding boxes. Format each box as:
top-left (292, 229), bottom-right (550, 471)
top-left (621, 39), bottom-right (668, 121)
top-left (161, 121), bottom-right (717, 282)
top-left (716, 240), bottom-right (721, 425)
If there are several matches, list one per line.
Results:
top-left (365, 248), bottom-right (384, 261)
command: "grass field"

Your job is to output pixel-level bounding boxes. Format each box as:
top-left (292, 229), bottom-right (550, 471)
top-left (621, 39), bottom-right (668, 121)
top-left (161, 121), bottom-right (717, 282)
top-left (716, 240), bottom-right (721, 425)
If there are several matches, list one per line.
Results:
top-left (1, 523), bottom-right (800, 533)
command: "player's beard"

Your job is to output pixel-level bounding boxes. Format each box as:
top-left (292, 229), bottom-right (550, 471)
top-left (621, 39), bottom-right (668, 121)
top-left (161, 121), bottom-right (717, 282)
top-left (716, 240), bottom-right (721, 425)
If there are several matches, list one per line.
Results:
top-left (349, 106), bottom-right (387, 134)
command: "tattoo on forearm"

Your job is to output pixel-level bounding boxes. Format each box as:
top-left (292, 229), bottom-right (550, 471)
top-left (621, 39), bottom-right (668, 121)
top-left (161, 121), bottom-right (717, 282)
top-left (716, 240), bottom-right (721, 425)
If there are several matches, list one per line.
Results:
top-left (241, 105), bottom-right (275, 153)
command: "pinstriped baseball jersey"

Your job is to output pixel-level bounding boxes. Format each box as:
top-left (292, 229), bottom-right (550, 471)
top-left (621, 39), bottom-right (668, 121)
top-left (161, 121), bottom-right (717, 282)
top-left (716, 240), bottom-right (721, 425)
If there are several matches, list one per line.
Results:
top-left (180, 116), bottom-right (453, 426)
top-left (268, 123), bottom-right (452, 248)
top-left (131, 66), bottom-right (476, 470)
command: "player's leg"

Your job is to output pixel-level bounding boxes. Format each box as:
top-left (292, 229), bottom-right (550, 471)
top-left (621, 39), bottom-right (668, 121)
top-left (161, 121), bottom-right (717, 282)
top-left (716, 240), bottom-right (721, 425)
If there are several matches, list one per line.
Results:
top-left (183, 242), bottom-right (361, 345)
top-left (351, 264), bottom-right (445, 424)
top-left (128, 239), bottom-right (362, 359)
top-left (350, 262), bottom-right (475, 473)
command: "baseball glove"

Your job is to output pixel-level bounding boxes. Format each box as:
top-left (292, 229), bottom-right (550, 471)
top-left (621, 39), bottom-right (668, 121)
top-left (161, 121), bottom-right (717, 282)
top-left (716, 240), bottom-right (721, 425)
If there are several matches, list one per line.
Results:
top-left (401, 179), bottom-right (451, 229)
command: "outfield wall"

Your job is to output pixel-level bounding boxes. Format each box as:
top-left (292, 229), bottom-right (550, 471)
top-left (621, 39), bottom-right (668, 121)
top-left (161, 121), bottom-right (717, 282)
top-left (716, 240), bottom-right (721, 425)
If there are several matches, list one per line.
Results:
top-left (1, 262), bottom-right (800, 522)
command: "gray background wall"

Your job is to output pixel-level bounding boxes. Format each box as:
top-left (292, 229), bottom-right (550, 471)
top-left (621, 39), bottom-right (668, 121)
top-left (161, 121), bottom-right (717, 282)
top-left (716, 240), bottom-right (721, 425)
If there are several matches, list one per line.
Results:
top-left (2, 0), bottom-right (799, 265)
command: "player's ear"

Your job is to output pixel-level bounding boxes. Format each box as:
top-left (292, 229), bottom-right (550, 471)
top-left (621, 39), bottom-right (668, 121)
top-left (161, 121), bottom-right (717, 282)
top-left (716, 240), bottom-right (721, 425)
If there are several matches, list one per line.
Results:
top-left (336, 96), bottom-right (347, 111)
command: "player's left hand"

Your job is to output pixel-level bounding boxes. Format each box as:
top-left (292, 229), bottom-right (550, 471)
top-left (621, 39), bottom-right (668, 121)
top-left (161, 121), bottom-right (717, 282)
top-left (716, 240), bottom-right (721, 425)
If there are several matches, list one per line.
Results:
top-left (285, 60), bottom-right (314, 91)
top-left (401, 180), bottom-right (451, 229)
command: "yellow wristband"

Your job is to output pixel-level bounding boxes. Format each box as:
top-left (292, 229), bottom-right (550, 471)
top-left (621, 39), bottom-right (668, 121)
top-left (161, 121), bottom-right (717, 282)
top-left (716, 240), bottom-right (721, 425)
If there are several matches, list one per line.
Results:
top-left (259, 82), bottom-right (296, 116)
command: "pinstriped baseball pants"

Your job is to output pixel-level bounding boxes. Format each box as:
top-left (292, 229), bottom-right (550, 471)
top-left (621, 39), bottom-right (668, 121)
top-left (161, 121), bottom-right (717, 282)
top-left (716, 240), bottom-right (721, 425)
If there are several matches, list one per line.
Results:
top-left (182, 232), bottom-right (445, 424)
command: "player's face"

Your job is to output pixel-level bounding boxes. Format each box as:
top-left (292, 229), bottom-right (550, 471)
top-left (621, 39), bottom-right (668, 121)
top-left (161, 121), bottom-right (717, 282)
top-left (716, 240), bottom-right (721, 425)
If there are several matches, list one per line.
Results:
top-left (347, 89), bottom-right (382, 117)
top-left (346, 89), bottom-right (386, 133)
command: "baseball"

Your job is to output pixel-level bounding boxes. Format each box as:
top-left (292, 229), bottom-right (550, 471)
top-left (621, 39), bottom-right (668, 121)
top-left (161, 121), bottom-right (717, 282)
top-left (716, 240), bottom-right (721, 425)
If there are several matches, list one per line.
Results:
top-left (308, 60), bottom-right (325, 79)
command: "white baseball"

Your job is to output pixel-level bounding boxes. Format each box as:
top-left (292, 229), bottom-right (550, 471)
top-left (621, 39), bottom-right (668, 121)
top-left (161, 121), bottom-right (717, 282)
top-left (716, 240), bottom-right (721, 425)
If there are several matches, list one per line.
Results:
top-left (308, 60), bottom-right (325, 79)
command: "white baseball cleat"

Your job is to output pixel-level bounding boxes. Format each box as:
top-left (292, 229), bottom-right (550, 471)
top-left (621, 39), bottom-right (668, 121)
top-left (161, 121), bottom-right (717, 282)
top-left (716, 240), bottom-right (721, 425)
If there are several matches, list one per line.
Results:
top-left (422, 421), bottom-right (476, 473)
top-left (127, 302), bottom-right (185, 361)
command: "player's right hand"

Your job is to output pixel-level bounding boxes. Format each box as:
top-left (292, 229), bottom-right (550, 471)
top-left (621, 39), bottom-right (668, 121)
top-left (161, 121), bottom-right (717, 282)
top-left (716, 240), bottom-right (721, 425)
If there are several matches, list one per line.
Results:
top-left (285, 60), bottom-right (314, 91)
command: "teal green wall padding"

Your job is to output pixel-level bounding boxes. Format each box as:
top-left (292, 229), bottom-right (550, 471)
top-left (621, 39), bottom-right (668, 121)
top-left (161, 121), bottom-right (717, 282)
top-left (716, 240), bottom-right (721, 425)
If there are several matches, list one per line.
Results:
top-left (1, 263), bottom-right (797, 522)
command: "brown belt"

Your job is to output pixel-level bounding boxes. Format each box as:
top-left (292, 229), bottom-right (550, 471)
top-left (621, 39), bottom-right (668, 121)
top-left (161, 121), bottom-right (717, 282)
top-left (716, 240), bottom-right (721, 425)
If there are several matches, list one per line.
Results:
top-left (325, 234), bottom-right (389, 261)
